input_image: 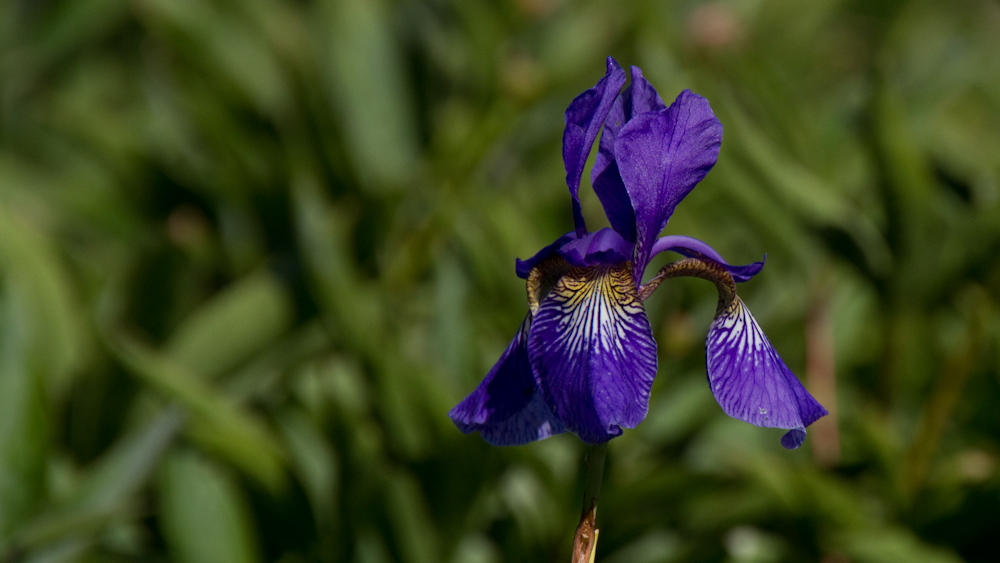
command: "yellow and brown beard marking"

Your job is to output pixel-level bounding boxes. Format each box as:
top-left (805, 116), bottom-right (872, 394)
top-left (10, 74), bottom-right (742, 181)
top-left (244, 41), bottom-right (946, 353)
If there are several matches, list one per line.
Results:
top-left (526, 254), bottom-right (573, 315)
top-left (639, 257), bottom-right (737, 315)
top-left (546, 262), bottom-right (642, 318)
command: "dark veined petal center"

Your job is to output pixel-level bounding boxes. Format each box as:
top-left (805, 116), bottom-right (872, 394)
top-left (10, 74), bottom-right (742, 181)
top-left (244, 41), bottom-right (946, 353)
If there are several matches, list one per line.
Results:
top-left (527, 262), bottom-right (658, 444)
top-left (527, 255), bottom-right (574, 315)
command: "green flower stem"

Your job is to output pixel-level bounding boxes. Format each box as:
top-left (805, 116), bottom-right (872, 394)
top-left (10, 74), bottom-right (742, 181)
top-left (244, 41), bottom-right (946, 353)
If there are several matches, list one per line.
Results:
top-left (572, 443), bottom-right (608, 562)
top-left (581, 442), bottom-right (607, 519)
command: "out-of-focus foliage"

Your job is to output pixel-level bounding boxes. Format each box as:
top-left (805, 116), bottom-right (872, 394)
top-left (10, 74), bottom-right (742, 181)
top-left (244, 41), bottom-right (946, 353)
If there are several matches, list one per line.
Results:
top-left (1, 0), bottom-right (999, 561)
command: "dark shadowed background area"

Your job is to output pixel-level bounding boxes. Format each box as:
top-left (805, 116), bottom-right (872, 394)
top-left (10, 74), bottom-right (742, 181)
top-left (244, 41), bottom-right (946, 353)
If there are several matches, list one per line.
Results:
top-left (2, 0), bottom-right (1000, 561)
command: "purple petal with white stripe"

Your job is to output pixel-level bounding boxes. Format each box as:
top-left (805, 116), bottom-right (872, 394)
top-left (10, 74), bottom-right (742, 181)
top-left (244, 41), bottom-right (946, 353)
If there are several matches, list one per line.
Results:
top-left (650, 235), bottom-right (765, 282)
top-left (563, 57), bottom-right (626, 237)
top-left (527, 264), bottom-right (657, 444)
top-left (591, 66), bottom-right (667, 242)
top-left (449, 317), bottom-right (565, 445)
top-left (706, 298), bottom-right (828, 449)
top-left (614, 90), bottom-right (722, 281)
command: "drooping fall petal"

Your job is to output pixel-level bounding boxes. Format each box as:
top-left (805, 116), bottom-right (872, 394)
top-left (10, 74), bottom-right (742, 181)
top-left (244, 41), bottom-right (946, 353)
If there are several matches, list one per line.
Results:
top-left (449, 317), bottom-right (566, 445)
top-left (527, 264), bottom-right (657, 444)
top-left (706, 297), bottom-right (828, 449)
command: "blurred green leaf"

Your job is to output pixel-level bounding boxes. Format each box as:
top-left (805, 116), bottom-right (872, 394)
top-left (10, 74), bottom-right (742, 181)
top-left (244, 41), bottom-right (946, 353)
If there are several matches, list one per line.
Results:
top-left (14, 408), bottom-right (182, 550)
top-left (724, 100), bottom-right (892, 277)
top-left (386, 470), bottom-right (440, 563)
top-left (0, 296), bottom-right (48, 542)
top-left (160, 449), bottom-right (262, 563)
top-left (8, 0), bottom-right (129, 74)
top-left (0, 204), bottom-right (85, 399)
top-left (355, 531), bottom-right (393, 563)
top-left (317, 0), bottom-right (418, 190)
top-left (223, 320), bottom-right (331, 402)
top-left (165, 271), bottom-right (294, 380)
top-left (639, 376), bottom-right (716, 445)
top-left (0, 205), bottom-right (85, 541)
top-left (275, 409), bottom-right (338, 526)
top-left (20, 537), bottom-right (90, 563)
top-left (602, 529), bottom-right (680, 563)
top-left (110, 332), bottom-right (286, 492)
top-left (292, 170), bottom-right (430, 457)
top-left (840, 527), bottom-right (964, 563)
top-left (137, 0), bottom-right (290, 116)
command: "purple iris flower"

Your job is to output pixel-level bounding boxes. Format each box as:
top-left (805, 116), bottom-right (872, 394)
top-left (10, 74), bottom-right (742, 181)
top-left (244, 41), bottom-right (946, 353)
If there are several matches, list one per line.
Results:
top-left (449, 58), bottom-right (827, 449)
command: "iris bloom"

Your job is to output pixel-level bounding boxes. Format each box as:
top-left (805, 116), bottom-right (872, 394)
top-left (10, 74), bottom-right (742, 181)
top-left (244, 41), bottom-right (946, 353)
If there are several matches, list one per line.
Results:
top-left (449, 58), bottom-right (827, 449)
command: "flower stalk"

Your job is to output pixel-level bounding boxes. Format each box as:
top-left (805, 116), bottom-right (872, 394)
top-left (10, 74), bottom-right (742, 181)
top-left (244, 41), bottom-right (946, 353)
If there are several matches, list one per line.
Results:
top-left (572, 443), bottom-right (607, 562)
top-left (580, 443), bottom-right (607, 520)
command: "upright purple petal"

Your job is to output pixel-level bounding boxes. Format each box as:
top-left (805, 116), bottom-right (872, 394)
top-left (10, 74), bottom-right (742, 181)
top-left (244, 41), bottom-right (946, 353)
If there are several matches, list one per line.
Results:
top-left (563, 57), bottom-right (626, 237)
top-left (614, 90), bottom-right (722, 283)
top-left (706, 298), bottom-right (828, 449)
top-left (591, 66), bottom-right (667, 243)
top-left (650, 235), bottom-right (765, 282)
top-left (527, 264), bottom-right (657, 444)
top-left (449, 317), bottom-right (566, 445)
top-left (590, 159), bottom-right (635, 242)
top-left (594, 66), bottom-right (667, 167)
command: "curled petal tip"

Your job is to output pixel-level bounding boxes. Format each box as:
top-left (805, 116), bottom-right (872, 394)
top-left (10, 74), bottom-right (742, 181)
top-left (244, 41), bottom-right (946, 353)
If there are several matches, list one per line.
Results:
top-left (605, 56), bottom-right (622, 74)
top-left (780, 428), bottom-right (807, 449)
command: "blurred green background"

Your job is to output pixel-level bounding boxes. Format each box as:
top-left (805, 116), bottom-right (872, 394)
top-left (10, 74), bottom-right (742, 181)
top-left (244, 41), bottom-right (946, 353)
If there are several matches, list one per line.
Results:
top-left (2, 0), bottom-right (1000, 561)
